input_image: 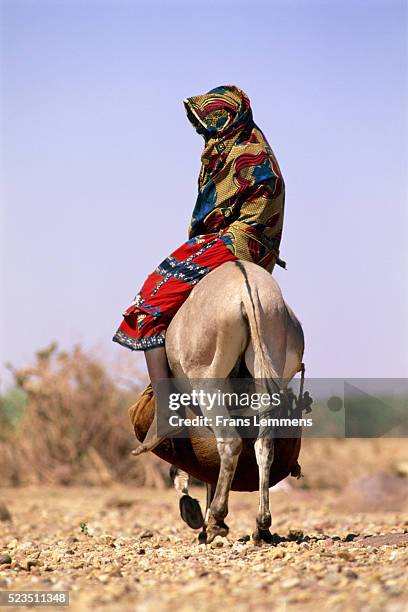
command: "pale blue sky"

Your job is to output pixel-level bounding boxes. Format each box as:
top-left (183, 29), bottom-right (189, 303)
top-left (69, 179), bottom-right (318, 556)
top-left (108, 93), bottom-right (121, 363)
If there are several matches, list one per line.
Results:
top-left (1, 0), bottom-right (407, 383)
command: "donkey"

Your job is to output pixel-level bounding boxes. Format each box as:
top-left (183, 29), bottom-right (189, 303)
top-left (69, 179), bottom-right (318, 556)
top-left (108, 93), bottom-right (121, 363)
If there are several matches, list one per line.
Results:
top-left (130, 260), bottom-right (304, 543)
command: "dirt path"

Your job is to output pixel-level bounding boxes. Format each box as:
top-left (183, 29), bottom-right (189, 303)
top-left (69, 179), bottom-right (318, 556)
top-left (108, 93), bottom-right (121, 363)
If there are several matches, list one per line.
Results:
top-left (1, 485), bottom-right (407, 611)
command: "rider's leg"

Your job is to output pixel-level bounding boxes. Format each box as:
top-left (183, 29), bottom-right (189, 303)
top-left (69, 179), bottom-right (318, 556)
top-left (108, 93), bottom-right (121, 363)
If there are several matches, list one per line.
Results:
top-left (145, 346), bottom-right (171, 389)
top-left (132, 346), bottom-right (179, 455)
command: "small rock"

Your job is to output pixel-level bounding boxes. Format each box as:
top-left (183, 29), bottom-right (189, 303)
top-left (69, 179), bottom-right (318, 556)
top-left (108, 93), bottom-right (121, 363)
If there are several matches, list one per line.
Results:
top-left (106, 564), bottom-right (123, 577)
top-left (72, 562), bottom-right (84, 569)
top-left (97, 574), bottom-right (109, 583)
top-left (18, 542), bottom-right (36, 553)
top-left (287, 529), bottom-right (304, 541)
top-left (0, 554), bottom-right (12, 565)
top-left (270, 548), bottom-right (285, 559)
top-left (0, 504), bottom-right (12, 522)
top-left (66, 536), bottom-right (79, 544)
top-left (337, 550), bottom-right (354, 561)
top-left (285, 542), bottom-right (300, 553)
top-left (139, 530), bottom-right (154, 539)
top-left (237, 535), bottom-right (250, 543)
top-left (324, 572), bottom-right (341, 585)
top-left (344, 569), bottom-right (358, 579)
top-left (25, 559), bottom-right (39, 571)
top-left (282, 577), bottom-right (300, 589)
top-left (98, 535), bottom-right (115, 546)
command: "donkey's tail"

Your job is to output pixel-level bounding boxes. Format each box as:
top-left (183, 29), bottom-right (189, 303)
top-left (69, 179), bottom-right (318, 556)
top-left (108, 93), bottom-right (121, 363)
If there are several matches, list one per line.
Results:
top-left (237, 263), bottom-right (281, 393)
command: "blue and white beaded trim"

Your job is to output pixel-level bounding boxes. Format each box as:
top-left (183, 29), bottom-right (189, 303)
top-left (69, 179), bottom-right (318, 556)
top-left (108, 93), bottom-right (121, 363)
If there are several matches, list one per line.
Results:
top-left (112, 330), bottom-right (166, 351)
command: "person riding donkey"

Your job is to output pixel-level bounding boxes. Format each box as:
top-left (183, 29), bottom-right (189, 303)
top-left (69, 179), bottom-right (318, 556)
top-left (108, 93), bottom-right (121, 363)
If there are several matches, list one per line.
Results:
top-left (113, 85), bottom-right (286, 454)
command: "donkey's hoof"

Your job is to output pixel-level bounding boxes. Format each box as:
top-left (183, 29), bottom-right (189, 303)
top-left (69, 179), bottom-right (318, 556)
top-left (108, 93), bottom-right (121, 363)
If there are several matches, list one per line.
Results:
top-left (206, 515), bottom-right (229, 544)
top-left (179, 495), bottom-right (204, 529)
top-left (252, 528), bottom-right (274, 544)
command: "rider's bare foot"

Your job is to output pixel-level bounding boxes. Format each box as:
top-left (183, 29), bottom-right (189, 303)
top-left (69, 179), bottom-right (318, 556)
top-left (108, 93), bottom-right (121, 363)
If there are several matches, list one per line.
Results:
top-left (131, 424), bottom-right (184, 456)
top-left (131, 434), bottom-right (166, 456)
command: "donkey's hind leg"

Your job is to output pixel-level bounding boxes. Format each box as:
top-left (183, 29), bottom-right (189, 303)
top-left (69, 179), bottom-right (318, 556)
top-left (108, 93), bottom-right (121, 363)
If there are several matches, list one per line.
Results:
top-left (253, 436), bottom-right (275, 543)
top-left (190, 378), bottom-right (243, 544)
top-left (206, 392), bottom-right (243, 543)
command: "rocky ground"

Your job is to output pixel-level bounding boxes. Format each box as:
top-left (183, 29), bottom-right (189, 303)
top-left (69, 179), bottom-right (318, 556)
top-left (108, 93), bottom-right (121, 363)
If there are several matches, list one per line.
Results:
top-left (1, 482), bottom-right (407, 611)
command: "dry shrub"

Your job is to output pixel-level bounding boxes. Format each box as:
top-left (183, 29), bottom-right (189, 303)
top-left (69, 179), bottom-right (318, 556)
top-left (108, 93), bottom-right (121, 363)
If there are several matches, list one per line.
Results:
top-left (0, 344), bottom-right (170, 488)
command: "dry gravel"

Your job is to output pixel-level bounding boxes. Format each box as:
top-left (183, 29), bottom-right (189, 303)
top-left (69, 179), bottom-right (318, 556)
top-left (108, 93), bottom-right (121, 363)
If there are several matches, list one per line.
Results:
top-left (0, 484), bottom-right (407, 611)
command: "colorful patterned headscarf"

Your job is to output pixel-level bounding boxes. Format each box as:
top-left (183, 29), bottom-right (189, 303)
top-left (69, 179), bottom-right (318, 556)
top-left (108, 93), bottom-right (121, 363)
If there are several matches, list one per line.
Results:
top-left (184, 85), bottom-right (252, 141)
top-left (183, 85), bottom-right (285, 270)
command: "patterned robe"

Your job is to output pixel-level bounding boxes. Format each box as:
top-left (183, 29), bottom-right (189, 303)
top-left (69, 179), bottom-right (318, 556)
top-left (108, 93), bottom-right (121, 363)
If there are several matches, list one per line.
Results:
top-left (113, 85), bottom-right (285, 351)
